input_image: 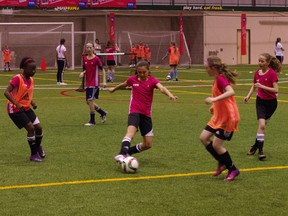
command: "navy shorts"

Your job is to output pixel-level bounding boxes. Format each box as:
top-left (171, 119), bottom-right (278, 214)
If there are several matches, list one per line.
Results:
top-left (107, 60), bottom-right (116, 66)
top-left (9, 109), bottom-right (38, 129)
top-left (256, 97), bottom-right (277, 120)
top-left (86, 87), bottom-right (99, 101)
top-left (204, 125), bottom-right (234, 141)
top-left (128, 113), bottom-right (153, 136)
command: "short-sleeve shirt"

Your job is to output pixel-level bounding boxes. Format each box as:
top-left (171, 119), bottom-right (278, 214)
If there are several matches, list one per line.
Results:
top-left (275, 42), bottom-right (283, 56)
top-left (56, 44), bottom-right (66, 59)
top-left (83, 55), bottom-right (103, 87)
top-left (126, 75), bottom-right (160, 117)
top-left (105, 47), bottom-right (116, 61)
top-left (3, 49), bottom-right (11, 62)
top-left (254, 68), bottom-right (278, 100)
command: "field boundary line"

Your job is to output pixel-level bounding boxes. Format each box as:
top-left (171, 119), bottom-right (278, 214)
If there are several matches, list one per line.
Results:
top-left (0, 166), bottom-right (287, 191)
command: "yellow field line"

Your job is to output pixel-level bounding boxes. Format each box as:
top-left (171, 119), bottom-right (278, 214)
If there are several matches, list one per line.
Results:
top-left (0, 166), bottom-right (287, 191)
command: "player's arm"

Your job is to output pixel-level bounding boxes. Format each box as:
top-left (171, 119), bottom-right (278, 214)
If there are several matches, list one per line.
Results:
top-left (244, 83), bottom-right (256, 103)
top-left (254, 81), bottom-right (278, 93)
top-left (31, 100), bottom-right (37, 109)
top-left (4, 84), bottom-right (25, 111)
top-left (108, 81), bottom-right (128, 93)
top-left (156, 83), bottom-right (177, 101)
top-left (79, 70), bottom-right (86, 78)
top-left (205, 85), bottom-right (234, 104)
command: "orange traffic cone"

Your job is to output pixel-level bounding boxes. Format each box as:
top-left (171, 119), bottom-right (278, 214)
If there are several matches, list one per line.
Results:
top-left (41, 57), bottom-right (46, 71)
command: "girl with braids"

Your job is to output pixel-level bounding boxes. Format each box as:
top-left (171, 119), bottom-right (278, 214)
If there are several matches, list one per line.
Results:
top-left (244, 53), bottom-right (280, 160)
top-left (199, 56), bottom-right (240, 181)
top-left (162, 41), bottom-right (180, 81)
top-left (4, 57), bottom-right (45, 162)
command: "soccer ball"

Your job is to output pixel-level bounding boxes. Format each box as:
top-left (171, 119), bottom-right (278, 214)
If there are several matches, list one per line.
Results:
top-left (166, 74), bottom-right (171, 80)
top-left (121, 156), bottom-right (139, 173)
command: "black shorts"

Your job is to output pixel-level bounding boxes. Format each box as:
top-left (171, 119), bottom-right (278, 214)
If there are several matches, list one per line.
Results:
top-left (128, 113), bottom-right (153, 136)
top-left (205, 125), bottom-right (234, 141)
top-left (9, 109), bottom-right (38, 129)
top-left (107, 60), bottom-right (116, 66)
top-left (256, 97), bottom-right (277, 120)
top-left (86, 87), bottom-right (99, 101)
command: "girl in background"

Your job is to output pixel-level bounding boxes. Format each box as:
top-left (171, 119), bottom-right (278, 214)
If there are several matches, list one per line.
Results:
top-left (244, 53), bottom-right (280, 160)
top-left (274, 37), bottom-right (284, 70)
top-left (199, 56), bottom-right (240, 181)
top-left (79, 42), bottom-right (107, 126)
top-left (105, 40), bottom-right (119, 83)
top-left (4, 57), bottom-right (45, 162)
top-left (162, 41), bottom-right (180, 81)
top-left (56, 38), bottom-right (68, 85)
top-left (3, 45), bottom-right (11, 72)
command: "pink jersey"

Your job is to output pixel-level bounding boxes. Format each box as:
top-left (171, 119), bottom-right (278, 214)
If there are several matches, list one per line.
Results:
top-left (254, 68), bottom-right (278, 100)
top-left (105, 47), bottom-right (116, 61)
top-left (83, 55), bottom-right (102, 87)
top-left (126, 75), bottom-right (160, 117)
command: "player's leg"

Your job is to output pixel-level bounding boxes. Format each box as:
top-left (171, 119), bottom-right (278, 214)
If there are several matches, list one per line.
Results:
top-left (84, 88), bottom-right (96, 126)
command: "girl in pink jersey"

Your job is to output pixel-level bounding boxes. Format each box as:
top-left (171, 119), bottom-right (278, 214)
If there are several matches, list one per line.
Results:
top-left (244, 53), bottom-right (280, 160)
top-left (108, 61), bottom-right (177, 164)
top-left (4, 57), bottom-right (45, 162)
top-left (79, 42), bottom-right (107, 126)
top-left (105, 40), bottom-right (119, 83)
top-left (199, 56), bottom-right (240, 181)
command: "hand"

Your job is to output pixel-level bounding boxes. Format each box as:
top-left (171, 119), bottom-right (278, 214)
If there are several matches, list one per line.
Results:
top-left (205, 97), bottom-right (214, 104)
top-left (170, 95), bottom-right (178, 101)
top-left (31, 103), bottom-right (37, 109)
top-left (16, 103), bottom-right (25, 112)
top-left (254, 82), bottom-right (262, 88)
top-left (243, 96), bottom-right (249, 103)
top-left (79, 72), bottom-right (85, 78)
top-left (108, 88), bottom-right (115, 93)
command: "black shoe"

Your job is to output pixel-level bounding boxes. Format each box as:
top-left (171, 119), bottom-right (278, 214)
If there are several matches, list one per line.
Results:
top-left (247, 145), bottom-right (257, 155)
top-left (258, 151), bottom-right (266, 161)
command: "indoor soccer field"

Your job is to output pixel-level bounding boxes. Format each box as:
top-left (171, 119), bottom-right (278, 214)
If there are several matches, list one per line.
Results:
top-left (0, 65), bottom-right (287, 215)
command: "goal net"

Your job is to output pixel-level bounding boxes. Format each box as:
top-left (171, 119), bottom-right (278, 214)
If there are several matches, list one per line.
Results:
top-left (117, 31), bottom-right (191, 66)
top-left (0, 22), bottom-right (96, 70)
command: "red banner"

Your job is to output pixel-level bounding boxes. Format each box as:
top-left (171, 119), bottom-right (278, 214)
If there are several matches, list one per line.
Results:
top-left (0, 0), bottom-right (37, 7)
top-left (241, 13), bottom-right (247, 55)
top-left (179, 12), bottom-right (184, 56)
top-left (90, 0), bottom-right (136, 8)
top-left (110, 13), bottom-right (115, 41)
top-left (40, 0), bottom-right (87, 7)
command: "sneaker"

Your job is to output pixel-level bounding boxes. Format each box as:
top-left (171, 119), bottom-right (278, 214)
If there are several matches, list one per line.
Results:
top-left (225, 169), bottom-right (240, 181)
top-left (57, 82), bottom-right (60, 85)
top-left (101, 113), bottom-right (107, 123)
top-left (213, 164), bottom-right (226, 176)
top-left (30, 154), bottom-right (43, 162)
top-left (258, 151), bottom-right (266, 161)
top-left (38, 145), bottom-right (46, 158)
top-left (60, 82), bottom-right (67, 85)
top-left (247, 145), bottom-right (257, 155)
top-left (84, 122), bottom-right (95, 126)
top-left (114, 154), bottom-right (126, 163)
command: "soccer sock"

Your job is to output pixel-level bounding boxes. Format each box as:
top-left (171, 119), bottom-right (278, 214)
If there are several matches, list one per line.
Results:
top-left (174, 69), bottom-right (178, 79)
top-left (128, 143), bottom-right (143, 155)
top-left (119, 136), bottom-right (131, 155)
top-left (205, 142), bottom-right (219, 162)
top-left (169, 71), bottom-right (174, 80)
top-left (111, 72), bottom-right (115, 82)
top-left (218, 151), bottom-right (236, 171)
top-left (256, 133), bottom-right (264, 152)
top-left (35, 134), bottom-right (43, 149)
top-left (27, 136), bottom-right (37, 155)
top-left (107, 72), bottom-right (111, 81)
top-left (90, 112), bottom-right (95, 123)
top-left (95, 106), bottom-right (106, 116)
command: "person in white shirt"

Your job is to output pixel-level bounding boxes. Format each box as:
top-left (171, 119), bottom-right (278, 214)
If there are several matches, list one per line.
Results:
top-left (275, 37), bottom-right (284, 66)
top-left (56, 38), bottom-right (69, 85)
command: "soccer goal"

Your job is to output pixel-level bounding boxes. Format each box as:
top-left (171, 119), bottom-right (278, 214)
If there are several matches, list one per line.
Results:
top-left (117, 31), bottom-right (191, 66)
top-left (0, 22), bottom-right (96, 70)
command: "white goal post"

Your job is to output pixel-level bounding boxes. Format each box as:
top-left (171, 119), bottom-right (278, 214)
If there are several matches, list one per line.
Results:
top-left (0, 22), bottom-right (96, 70)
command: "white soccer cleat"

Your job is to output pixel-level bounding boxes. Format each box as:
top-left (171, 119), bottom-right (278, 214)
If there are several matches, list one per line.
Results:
top-left (114, 154), bottom-right (126, 163)
top-left (84, 122), bottom-right (95, 126)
